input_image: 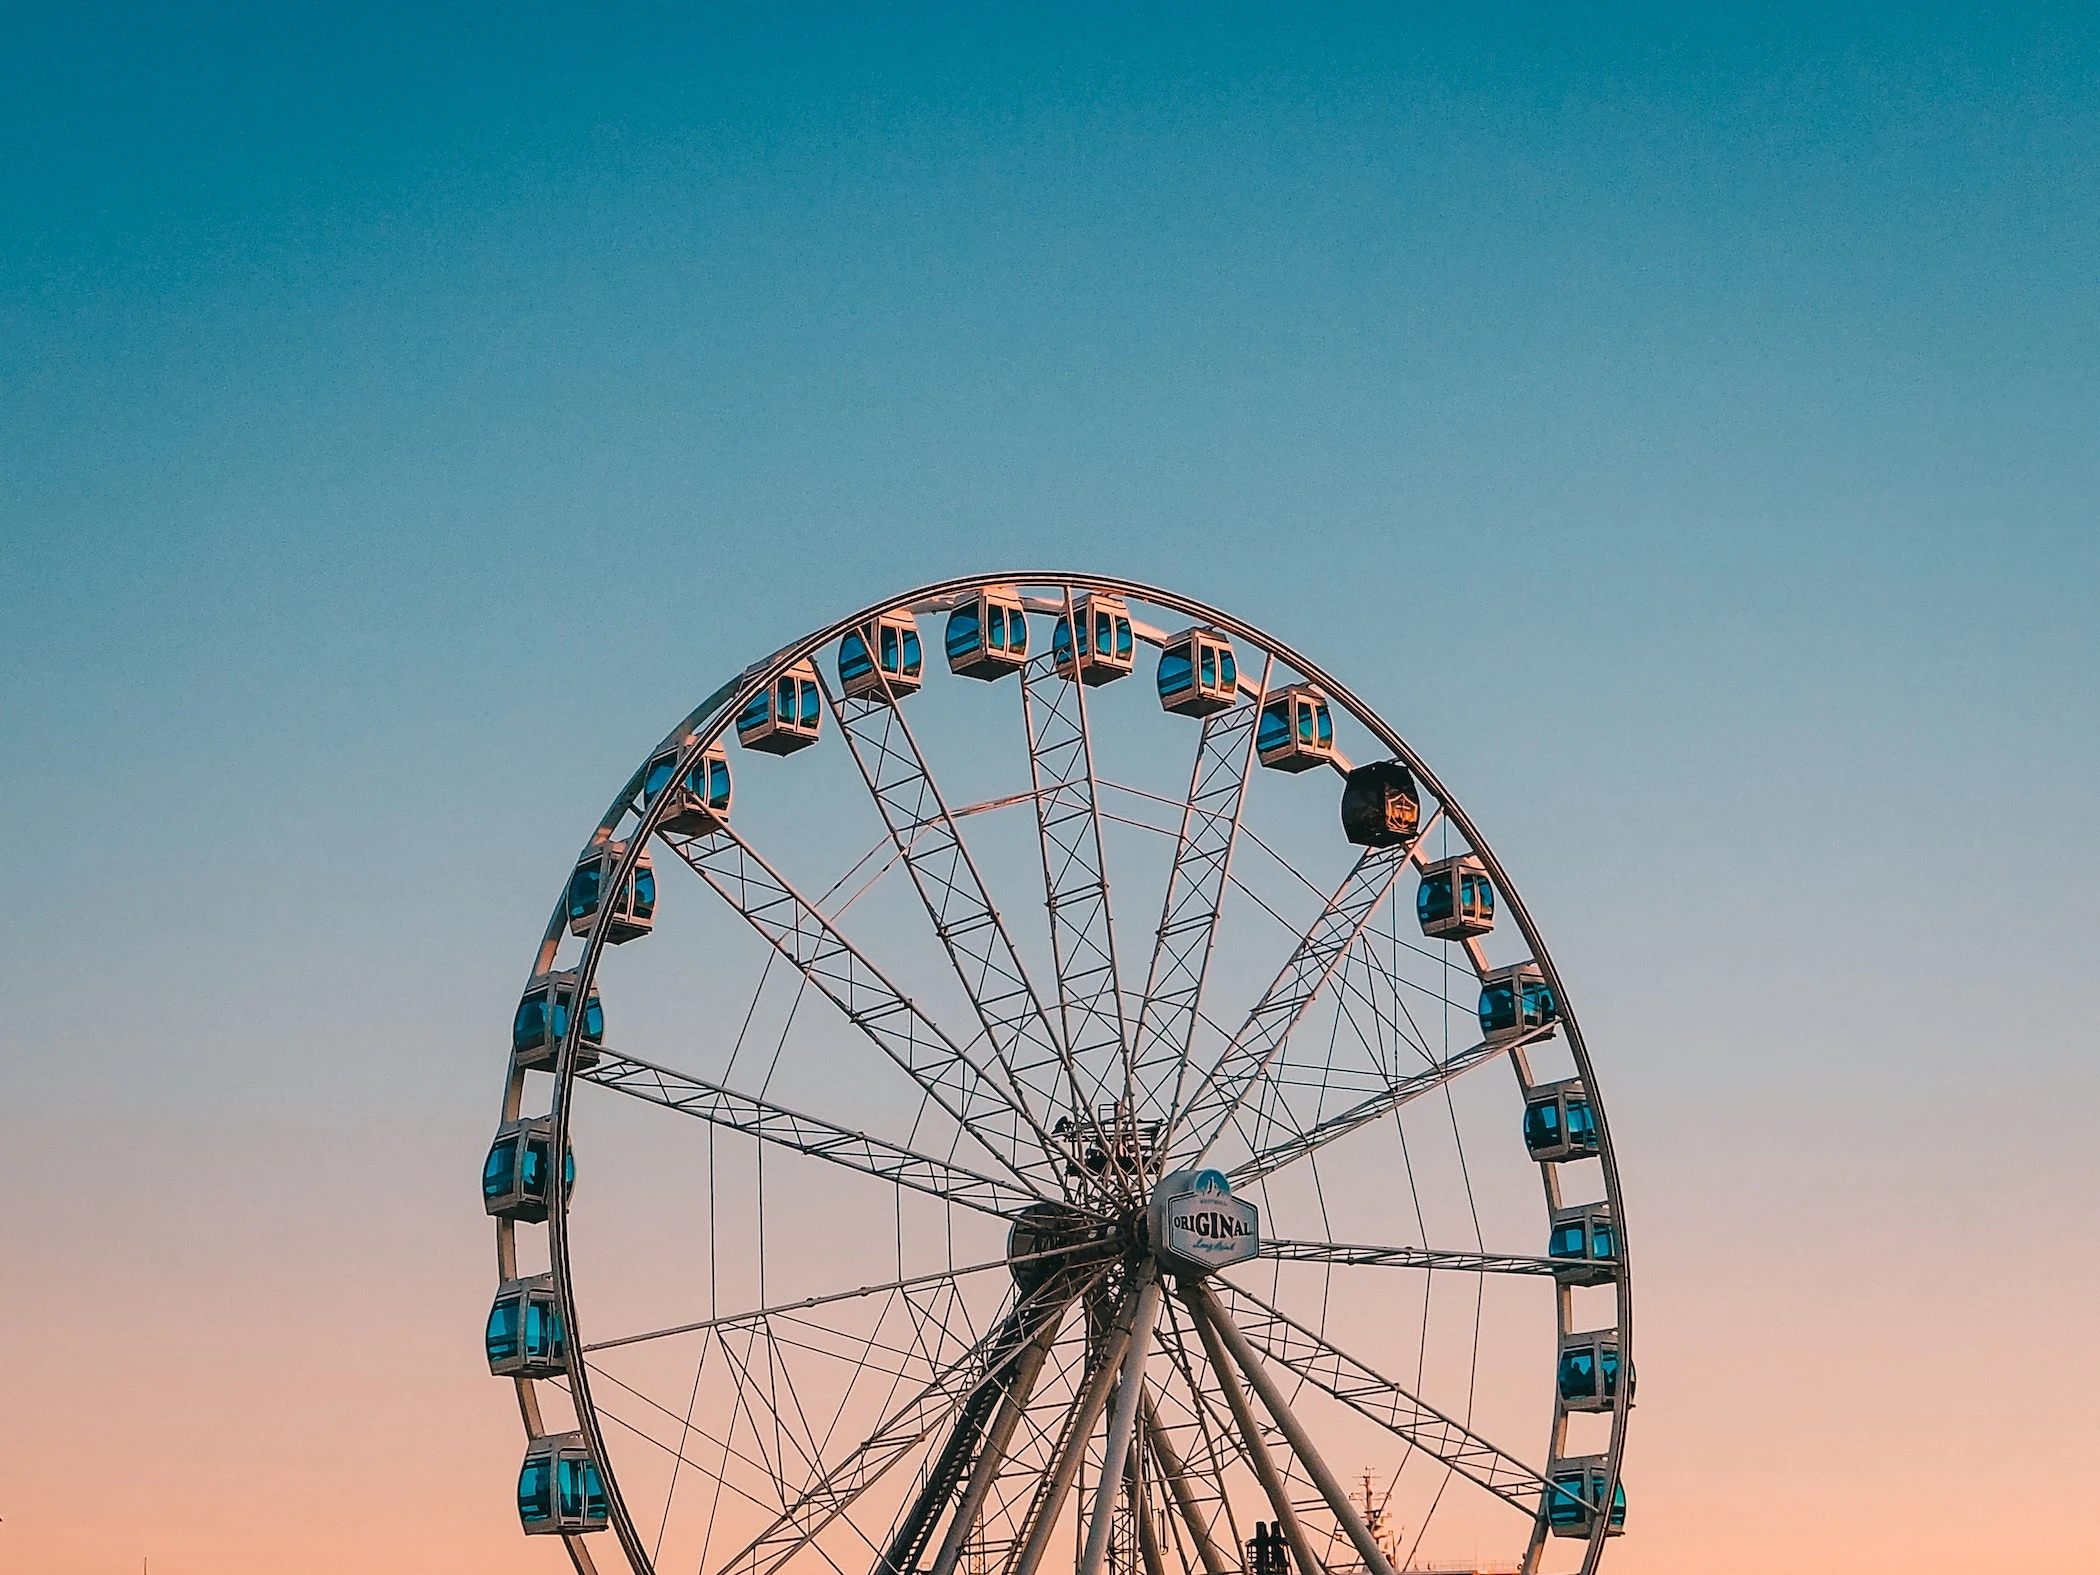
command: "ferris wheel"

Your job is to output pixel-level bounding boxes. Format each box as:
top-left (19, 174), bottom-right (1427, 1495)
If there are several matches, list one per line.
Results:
top-left (482, 574), bottom-right (1632, 1575)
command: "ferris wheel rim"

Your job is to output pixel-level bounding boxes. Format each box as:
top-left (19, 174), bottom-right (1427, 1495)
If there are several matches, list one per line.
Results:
top-left (502, 570), bottom-right (1632, 1575)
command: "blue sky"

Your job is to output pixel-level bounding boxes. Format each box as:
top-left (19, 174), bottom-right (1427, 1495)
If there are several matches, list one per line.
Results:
top-left (2, 6), bottom-right (2095, 1570)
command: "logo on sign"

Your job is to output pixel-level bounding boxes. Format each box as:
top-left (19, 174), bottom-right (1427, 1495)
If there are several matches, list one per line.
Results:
top-left (1163, 1170), bottom-right (1258, 1270)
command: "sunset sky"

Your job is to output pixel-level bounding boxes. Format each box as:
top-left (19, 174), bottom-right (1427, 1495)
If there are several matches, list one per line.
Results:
top-left (3, 5), bottom-right (2096, 1573)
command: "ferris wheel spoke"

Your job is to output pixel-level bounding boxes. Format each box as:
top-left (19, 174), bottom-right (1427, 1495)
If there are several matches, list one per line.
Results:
top-left (1204, 1279), bottom-right (1552, 1518)
top-left (1166, 843), bottom-right (1410, 1167)
top-left (713, 1275), bottom-right (1094, 1575)
top-left (586, 1258), bottom-right (1016, 1356)
top-left (1021, 611), bottom-right (1135, 1143)
top-left (823, 673), bottom-right (1075, 1149)
top-left (580, 1051), bottom-right (1044, 1219)
top-left (1257, 1238), bottom-right (1564, 1276)
top-left (1127, 655), bottom-right (1272, 1128)
top-left (1228, 1021), bottom-right (1558, 1188)
top-left (662, 826), bottom-right (1070, 1198)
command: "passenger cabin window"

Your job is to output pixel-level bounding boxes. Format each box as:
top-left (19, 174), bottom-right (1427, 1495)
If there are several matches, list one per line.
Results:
top-left (1199, 647), bottom-right (1215, 688)
top-left (513, 994), bottom-right (549, 1053)
top-left (738, 691), bottom-right (769, 732)
top-left (487, 1299), bottom-right (522, 1362)
top-left (1479, 983), bottom-right (1516, 1033)
top-left (644, 758), bottom-right (676, 799)
top-left (567, 863), bottom-right (601, 923)
top-left (798, 680), bottom-right (819, 728)
top-left (1418, 872), bottom-right (1454, 925)
top-left (708, 759), bottom-right (731, 806)
top-left (1550, 1221), bottom-right (1587, 1258)
top-left (947, 607), bottom-right (981, 658)
top-left (525, 1299), bottom-right (563, 1358)
top-left (1523, 1100), bottom-right (1561, 1150)
top-left (1258, 704), bottom-right (1290, 754)
top-left (519, 1460), bottom-right (555, 1523)
top-left (1558, 1348), bottom-right (1595, 1399)
top-left (1160, 651), bottom-right (1195, 697)
top-left (1219, 648), bottom-right (1235, 687)
top-left (483, 1139), bottom-right (517, 1200)
top-left (775, 678), bottom-right (795, 723)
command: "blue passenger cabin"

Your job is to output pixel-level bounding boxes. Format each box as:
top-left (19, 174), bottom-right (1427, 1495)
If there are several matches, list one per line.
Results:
top-left (1157, 629), bottom-right (1240, 717)
top-left (839, 610), bottom-right (924, 702)
top-left (1523, 1078), bottom-right (1599, 1163)
top-left (1052, 592), bottom-right (1135, 685)
top-left (512, 971), bottom-right (604, 1074)
top-left (1257, 684), bottom-right (1338, 772)
top-left (1547, 1202), bottom-right (1617, 1286)
top-left (1478, 962), bottom-right (1557, 1041)
top-left (487, 1274), bottom-right (567, 1379)
top-left (644, 739), bottom-right (732, 836)
top-left (518, 1433), bottom-right (608, 1535)
top-left (1416, 853), bottom-right (1493, 939)
top-left (945, 585), bottom-right (1030, 680)
top-left (1543, 1455), bottom-right (1626, 1538)
top-left (1557, 1329), bottom-right (1624, 1413)
top-left (567, 841), bottom-right (654, 944)
top-left (736, 659), bottom-right (823, 754)
top-left (1341, 760), bottom-right (1420, 846)
top-left (483, 1117), bottom-right (576, 1224)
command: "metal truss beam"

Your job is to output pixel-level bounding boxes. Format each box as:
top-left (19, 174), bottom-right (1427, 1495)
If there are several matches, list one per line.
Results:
top-left (1207, 1281), bottom-right (1551, 1516)
top-left (1168, 843), bottom-right (1409, 1166)
top-left (825, 674), bottom-right (1077, 1150)
top-left (580, 1052), bottom-right (1042, 1220)
top-left (1229, 1022), bottom-right (1555, 1187)
top-left (1127, 658), bottom-right (1271, 1127)
top-left (1021, 618), bottom-right (1134, 1144)
top-left (1257, 1238), bottom-right (1565, 1276)
top-left (664, 826), bottom-right (1067, 1199)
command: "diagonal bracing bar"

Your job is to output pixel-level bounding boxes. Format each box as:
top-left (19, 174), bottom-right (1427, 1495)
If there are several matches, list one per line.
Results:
top-left (714, 1276), bottom-right (1094, 1575)
top-left (825, 676), bottom-right (1078, 1151)
top-left (1021, 628), bottom-right (1134, 1136)
top-left (1168, 843), bottom-right (1410, 1166)
top-left (664, 826), bottom-right (1068, 1199)
top-left (581, 1052), bottom-right (1042, 1219)
top-left (924, 1319), bottom-right (1062, 1575)
top-left (1139, 1388), bottom-right (1233, 1575)
top-left (1209, 1280), bottom-right (1554, 1516)
top-left (1127, 658), bottom-right (1271, 1127)
top-left (1229, 1022), bottom-right (1557, 1187)
top-left (1009, 1273), bottom-right (1146, 1575)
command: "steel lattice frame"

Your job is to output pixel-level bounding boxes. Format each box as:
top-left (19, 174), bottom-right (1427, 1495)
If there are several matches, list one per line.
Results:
top-left (489, 573), bottom-right (1633, 1575)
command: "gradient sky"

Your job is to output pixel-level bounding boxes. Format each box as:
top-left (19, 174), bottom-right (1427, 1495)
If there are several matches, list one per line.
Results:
top-left (3, 5), bottom-right (2096, 1572)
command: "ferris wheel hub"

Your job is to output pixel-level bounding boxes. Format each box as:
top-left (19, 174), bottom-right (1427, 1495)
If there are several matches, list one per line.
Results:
top-left (1147, 1168), bottom-right (1259, 1276)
